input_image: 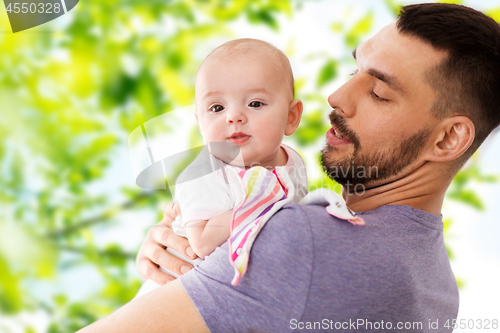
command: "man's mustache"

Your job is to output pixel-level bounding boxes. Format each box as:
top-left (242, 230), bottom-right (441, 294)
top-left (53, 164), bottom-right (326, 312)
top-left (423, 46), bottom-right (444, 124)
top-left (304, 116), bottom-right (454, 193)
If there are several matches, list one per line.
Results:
top-left (328, 110), bottom-right (360, 148)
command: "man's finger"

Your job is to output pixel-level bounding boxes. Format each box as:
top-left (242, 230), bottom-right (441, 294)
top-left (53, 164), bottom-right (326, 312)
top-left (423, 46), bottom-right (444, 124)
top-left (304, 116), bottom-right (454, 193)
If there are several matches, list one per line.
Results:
top-left (142, 260), bottom-right (176, 285)
top-left (152, 224), bottom-right (198, 260)
top-left (162, 201), bottom-right (180, 227)
top-left (147, 245), bottom-right (194, 276)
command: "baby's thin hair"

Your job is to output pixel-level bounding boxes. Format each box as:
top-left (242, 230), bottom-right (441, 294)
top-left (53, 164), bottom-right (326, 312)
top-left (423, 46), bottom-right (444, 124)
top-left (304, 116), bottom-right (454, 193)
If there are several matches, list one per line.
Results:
top-left (200, 38), bottom-right (295, 98)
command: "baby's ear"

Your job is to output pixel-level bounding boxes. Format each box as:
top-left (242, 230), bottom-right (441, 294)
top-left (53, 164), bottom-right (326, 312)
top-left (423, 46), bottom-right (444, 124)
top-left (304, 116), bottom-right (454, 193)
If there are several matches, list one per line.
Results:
top-left (285, 99), bottom-right (303, 136)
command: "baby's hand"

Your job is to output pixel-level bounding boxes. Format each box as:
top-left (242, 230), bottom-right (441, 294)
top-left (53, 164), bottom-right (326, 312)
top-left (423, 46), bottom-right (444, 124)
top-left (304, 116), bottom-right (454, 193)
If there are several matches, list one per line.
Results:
top-left (136, 201), bottom-right (198, 285)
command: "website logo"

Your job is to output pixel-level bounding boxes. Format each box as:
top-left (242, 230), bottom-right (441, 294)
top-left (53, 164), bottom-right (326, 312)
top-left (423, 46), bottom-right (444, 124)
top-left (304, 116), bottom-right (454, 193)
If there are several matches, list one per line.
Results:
top-left (128, 106), bottom-right (242, 198)
top-left (4, 0), bottom-right (78, 33)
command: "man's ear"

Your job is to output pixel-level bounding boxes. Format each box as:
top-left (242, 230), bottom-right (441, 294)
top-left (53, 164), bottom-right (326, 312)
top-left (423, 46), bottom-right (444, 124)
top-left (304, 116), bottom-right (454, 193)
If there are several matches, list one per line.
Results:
top-left (426, 116), bottom-right (475, 162)
top-left (285, 99), bottom-right (303, 136)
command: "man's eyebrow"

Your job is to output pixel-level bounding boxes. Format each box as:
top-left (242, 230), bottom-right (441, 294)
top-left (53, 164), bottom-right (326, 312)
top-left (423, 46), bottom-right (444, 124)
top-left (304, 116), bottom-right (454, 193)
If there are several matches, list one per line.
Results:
top-left (367, 68), bottom-right (405, 94)
top-left (352, 47), bottom-right (404, 94)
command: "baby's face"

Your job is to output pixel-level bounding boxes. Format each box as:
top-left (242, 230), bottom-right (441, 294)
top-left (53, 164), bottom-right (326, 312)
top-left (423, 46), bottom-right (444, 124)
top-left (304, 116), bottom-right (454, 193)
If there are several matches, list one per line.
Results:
top-left (195, 51), bottom-right (293, 168)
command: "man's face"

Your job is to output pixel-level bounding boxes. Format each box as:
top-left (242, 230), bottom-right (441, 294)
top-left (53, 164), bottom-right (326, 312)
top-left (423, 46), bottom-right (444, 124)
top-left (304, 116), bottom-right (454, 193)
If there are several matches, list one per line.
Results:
top-left (321, 23), bottom-right (447, 189)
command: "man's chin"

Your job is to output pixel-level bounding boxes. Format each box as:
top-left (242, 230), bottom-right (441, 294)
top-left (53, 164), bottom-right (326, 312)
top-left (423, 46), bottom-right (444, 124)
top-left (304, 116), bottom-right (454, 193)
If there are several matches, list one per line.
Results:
top-left (325, 159), bottom-right (422, 194)
top-left (320, 149), bottom-right (374, 185)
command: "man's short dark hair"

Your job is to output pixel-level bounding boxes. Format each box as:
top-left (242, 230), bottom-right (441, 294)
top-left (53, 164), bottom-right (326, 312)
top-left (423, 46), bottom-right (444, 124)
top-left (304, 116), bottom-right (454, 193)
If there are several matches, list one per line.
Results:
top-left (397, 3), bottom-right (500, 161)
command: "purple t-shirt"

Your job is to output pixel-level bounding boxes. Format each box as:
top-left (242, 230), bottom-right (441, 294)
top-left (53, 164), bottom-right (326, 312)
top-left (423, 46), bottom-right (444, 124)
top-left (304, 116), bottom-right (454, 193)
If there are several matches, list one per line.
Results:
top-left (180, 204), bottom-right (459, 332)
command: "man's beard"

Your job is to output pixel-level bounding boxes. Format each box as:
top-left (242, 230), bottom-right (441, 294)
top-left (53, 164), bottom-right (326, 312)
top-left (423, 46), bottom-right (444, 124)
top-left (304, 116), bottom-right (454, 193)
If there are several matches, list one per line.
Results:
top-left (320, 110), bottom-right (432, 187)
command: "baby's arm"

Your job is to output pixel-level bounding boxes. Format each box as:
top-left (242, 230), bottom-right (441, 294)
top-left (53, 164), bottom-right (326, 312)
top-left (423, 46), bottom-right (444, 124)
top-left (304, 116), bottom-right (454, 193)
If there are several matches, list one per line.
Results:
top-left (185, 210), bottom-right (233, 259)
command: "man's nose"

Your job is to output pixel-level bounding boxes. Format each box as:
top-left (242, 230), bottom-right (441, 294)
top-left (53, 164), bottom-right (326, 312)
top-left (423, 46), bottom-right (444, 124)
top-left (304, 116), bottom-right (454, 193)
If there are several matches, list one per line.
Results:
top-left (226, 108), bottom-right (247, 124)
top-left (327, 76), bottom-right (359, 118)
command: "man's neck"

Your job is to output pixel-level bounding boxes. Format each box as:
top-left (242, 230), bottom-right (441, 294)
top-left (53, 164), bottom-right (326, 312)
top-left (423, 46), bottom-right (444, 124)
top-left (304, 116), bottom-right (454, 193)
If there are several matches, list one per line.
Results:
top-left (344, 162), bottom-right (451, 216)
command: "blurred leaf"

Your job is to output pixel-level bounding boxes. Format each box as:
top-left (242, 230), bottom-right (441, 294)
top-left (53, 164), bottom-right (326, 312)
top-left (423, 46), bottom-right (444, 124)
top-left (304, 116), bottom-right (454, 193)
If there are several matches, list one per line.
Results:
top-left (167, 2), bottom-right (196, 23)
top-left (308, 172), bottom-right (343, 195)
top-left (345, 11), bottom-right (374, 49)
top-left (101, 73), bottom-right (138, 109)
top-left (100, 276), bottom-right (143, 305)
top-left (331, 22), bottom-right (343, 33)
top-left (447, 189), bottom-right (485, 211)
top-left (54, 294), bottom-right (68, 307)
top-left (439, 0), bottom-right (464, 4)
top-left (443, 217), bottom-right (454, 261)
top-left (294, 77), bottom-right (306, 97)
top-left (204, 0), bottom-right (247, 21)
top-left (47, 301), bottom-right (104, 333)
top-left (101, 244), bottom-right (129, 268)
top-left (442, 217), bottom-right (453, 234)
top-left (247, 9), bottom-right (279, 30)
top-left (455, 276), bottom-right (465, 289)
top-left (307, 153), bottom-right (343, 195)
top-left (486, 7), bottom-right (500, 22)
top-left (445, 245), bottom-right (454, 261)
top-left (0, 222), bottom-right (58, 278)
top-left (450, 165), bottom-right (499, 194)
top-left (0, 254), bottom-right (23, 314)
top-left (294, 110), bottom-right (331, 146)
top-left (316, 60), bottom-right (338, 88)
top-left (383, 0), bottom-right (402, 17)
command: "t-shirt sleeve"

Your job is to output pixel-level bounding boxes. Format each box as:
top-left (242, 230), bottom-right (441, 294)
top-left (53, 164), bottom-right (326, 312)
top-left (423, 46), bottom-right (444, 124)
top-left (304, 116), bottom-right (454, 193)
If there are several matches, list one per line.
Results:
top-left (175, 169), bottom-right (233, 225)
top-left (179, 204), bottom-right (314, 332)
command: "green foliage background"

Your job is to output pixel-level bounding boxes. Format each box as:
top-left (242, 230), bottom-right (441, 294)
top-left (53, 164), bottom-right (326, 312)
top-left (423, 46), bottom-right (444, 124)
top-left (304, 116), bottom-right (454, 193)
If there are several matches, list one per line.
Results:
top-left (0, 0), bottom-right (498, 331)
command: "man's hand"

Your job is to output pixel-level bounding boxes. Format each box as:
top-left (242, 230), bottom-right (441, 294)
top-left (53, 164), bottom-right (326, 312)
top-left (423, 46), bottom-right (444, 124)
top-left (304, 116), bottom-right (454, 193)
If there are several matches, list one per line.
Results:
top-left (136, 201), bottom-right (198, 285)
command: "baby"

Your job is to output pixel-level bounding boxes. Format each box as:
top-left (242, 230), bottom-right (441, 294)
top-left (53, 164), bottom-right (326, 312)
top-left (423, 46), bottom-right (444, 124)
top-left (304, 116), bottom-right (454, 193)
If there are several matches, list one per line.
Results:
top-left (173, 38), bottom-right (308, 263)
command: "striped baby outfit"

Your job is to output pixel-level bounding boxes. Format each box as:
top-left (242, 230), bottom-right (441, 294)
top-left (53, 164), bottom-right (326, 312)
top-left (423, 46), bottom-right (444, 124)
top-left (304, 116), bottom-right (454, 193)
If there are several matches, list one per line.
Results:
top-left (227, 166), bottom-right (364, 286)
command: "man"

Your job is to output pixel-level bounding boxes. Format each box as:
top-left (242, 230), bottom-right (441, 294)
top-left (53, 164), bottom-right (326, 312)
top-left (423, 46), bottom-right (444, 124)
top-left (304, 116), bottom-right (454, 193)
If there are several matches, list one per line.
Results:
top-left (80, 3), bottom-right (500, 332)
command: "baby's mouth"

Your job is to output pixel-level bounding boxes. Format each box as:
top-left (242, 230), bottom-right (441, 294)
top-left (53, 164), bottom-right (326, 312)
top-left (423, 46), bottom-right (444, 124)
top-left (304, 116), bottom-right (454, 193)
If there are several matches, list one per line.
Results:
top-left (229, 132), bottom-right (249, 139)
top-left (228, 132), bottom-right (251, 145)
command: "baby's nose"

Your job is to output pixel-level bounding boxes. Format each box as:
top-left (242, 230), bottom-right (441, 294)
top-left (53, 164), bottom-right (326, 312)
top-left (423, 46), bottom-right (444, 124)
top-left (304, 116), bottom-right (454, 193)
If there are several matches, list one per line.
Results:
top-left (226, 109), bottom-right (247, 124)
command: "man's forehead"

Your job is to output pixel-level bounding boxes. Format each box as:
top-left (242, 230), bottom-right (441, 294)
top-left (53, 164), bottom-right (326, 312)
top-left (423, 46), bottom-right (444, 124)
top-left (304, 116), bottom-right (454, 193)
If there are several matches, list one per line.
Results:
top-left (361, 23), bottom-right (422, 61)
top-left (356, 23), bottom-right (447, 88)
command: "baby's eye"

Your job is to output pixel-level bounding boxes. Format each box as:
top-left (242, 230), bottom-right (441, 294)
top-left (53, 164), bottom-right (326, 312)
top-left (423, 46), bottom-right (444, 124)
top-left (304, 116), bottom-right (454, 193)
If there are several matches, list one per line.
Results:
top-left (248, 101), bottom-right (264, 108)
top-left (210, 105), bottom-right (224, 113)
